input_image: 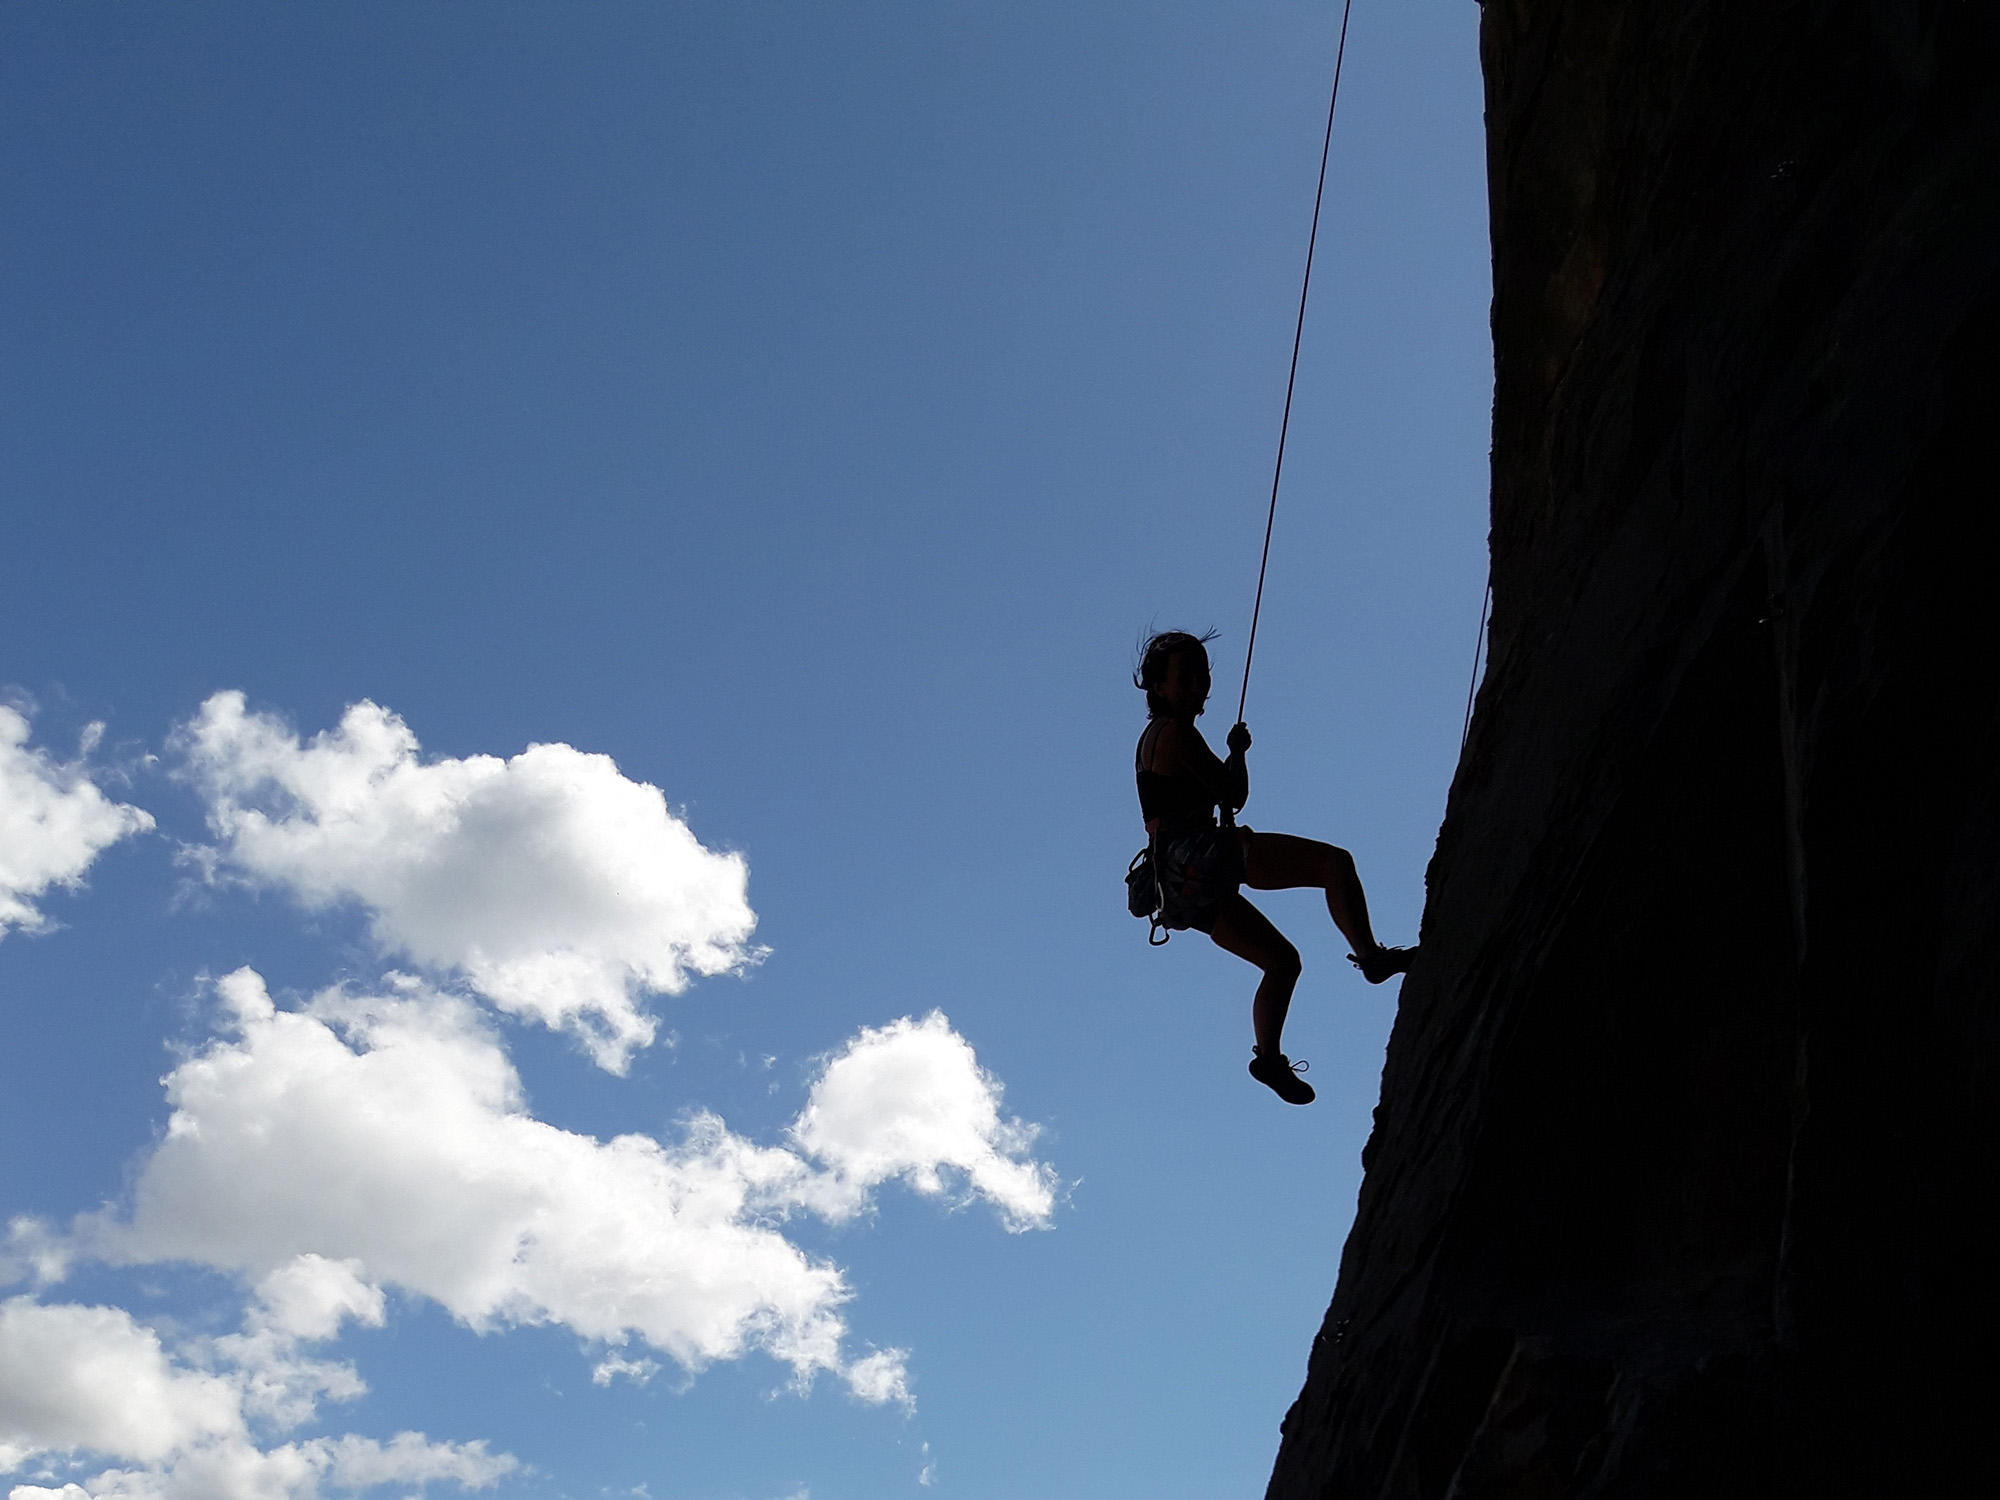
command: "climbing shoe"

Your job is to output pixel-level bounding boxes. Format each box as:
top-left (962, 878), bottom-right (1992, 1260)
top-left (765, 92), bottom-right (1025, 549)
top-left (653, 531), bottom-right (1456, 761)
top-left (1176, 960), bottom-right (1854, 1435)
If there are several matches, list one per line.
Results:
top-left (1349, 945), bottom-right (1416, 984)
top-left (1249, 1050), bottom-right (1316, 1105)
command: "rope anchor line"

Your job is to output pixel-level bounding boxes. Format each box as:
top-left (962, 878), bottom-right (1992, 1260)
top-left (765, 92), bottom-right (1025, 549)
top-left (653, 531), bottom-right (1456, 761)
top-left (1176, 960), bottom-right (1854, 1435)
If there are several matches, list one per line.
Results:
top-left (1237, 0), bottom-right (1356, 727)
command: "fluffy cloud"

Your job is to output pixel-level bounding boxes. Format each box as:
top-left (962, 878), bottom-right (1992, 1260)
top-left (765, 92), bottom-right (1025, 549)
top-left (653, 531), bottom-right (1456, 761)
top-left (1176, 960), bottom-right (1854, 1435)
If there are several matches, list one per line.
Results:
top-left (243, 1257), bottom-right (384, 1345)
top-left (174, 693), bottom-right (759, 1071)
top-left (0, 1299), bottom-right (240, 1468)
top-left (85, 970), bottom-right (846, 1387)
top-left (72, 972), bottom-right (1050, 1402)
top-left (0, 709), bottom-right (153, 940)
top-left (0, 1295), bottom-right (512, 1500)
top-left (213, 1258), bottom-right (384, 1428)
top-left (793, 1014), bottom-right (1057, 1232)
top-left (840, 1350), bottom-right (912, 1410)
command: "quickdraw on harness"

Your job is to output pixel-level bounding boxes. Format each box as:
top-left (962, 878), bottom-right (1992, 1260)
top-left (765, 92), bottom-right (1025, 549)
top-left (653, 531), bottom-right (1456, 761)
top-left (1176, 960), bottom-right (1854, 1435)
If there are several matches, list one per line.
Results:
top-left (1127, 844), bottom-right (1170, 945)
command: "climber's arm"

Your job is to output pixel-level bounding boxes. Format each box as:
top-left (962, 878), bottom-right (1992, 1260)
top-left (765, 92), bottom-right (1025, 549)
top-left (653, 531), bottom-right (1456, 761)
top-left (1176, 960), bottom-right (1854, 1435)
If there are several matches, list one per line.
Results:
top-left (1160, 719), bottom-right (1251, 814)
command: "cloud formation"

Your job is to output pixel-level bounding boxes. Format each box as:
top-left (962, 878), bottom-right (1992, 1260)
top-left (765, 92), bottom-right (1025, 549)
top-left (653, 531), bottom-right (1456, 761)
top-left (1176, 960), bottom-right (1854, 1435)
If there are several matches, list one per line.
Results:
top-left (0, 1293), bottom-right (513, 1500)
top-left (0, 708), bottom-right (153, 940)
top-left (5, 694), bottom-right (1058, 1493)
top-left (0, 1299), bottom-right (238, 1469)
top-left (214, 1257), bottom-right (384, 1429)
top-left (174, 693), bottom-right (759, 1071)
top-left (70, 972), bottom-right (1050, 1408)
top-left (794, 1015), bottom-right (1057, 1232)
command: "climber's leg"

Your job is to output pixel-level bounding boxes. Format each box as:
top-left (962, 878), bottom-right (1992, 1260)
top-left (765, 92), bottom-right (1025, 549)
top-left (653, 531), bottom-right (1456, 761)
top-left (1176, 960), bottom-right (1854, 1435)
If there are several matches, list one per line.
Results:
top-left (1243, 831), bottom-right (1382, 957)
top-left (1209, 894), bottom-right (1302, 1056)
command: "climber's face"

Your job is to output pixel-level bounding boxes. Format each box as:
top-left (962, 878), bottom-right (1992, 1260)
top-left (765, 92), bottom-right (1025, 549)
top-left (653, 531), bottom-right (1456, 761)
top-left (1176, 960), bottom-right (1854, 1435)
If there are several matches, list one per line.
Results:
top-left (1158, 649), bottom-right (1210, 719)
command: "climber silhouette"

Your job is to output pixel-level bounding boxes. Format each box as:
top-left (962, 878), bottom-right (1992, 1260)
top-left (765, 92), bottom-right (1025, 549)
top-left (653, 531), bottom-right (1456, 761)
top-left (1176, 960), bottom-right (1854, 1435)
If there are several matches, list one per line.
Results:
top-left (1135, 630), bottom-right (1414, 1105)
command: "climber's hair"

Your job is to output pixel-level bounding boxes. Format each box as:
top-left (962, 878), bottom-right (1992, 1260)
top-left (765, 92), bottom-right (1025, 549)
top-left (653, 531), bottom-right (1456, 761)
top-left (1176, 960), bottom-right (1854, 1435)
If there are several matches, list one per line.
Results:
top-left (1134, 629), bottom-right (1218, 719)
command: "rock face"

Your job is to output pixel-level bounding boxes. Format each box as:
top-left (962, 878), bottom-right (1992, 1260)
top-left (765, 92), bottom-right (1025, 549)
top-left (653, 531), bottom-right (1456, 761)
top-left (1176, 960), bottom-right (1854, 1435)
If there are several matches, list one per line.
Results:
top-left (1266, 5), bottom-right (2000, 1496)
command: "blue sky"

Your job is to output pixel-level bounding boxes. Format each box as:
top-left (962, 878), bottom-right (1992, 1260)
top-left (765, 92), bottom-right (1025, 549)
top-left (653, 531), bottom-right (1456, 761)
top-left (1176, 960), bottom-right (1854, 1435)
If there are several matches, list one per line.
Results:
top-left (0, 4), bottom-right (1490, 1497)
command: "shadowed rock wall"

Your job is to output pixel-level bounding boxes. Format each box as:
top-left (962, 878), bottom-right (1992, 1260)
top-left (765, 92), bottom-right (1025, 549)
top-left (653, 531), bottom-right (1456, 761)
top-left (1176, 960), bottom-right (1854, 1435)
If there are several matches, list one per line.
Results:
top-left (1267, 4), bottom-right (2000, 1495)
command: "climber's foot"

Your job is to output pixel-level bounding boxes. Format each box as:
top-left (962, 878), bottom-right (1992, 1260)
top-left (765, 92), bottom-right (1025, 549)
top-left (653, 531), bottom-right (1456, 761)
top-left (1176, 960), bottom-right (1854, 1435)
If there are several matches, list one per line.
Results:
top-left (1249, 1050), bottom-right (1316, 1106)
top-left (1349, 945), bottom-right (1416, 984)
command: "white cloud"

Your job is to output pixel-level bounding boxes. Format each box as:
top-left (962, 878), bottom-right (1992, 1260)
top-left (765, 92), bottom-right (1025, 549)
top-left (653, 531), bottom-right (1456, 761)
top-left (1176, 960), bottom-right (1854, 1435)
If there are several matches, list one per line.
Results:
top-left (792, 1014), bottom-right (1057, 1232)
top-left (173, 693), bottom-right (760, 1071)
top-left (86, 969), bottom-right (847, 1386)
top-left (211, 1257), bottom-right (385, 1429)
top-left (245, 1257), bottom-right (384, 1344)
top-left (61, 972), bottom-right (1051, 1406)
top-left (0, 1298), bottom-right (241, 1468)
top-left (306, 1433), bottom-right (515, 1491)
top-left (839, 1350), bottom-right (910, 1410)
top-left (587, 1353), bottom-right (658, 1388)
top-left (0, 708), bottom-right (153, 941)
top-left (0, 1296), bottom-right (512, 1500)
top-left (5, 1432), bottom-right (513, 1500)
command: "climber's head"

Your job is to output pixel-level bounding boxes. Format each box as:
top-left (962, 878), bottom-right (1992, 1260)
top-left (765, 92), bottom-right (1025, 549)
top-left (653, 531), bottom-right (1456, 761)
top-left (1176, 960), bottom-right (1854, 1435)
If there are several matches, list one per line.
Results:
top-left (1136, 629), bottom-right (1217, 719)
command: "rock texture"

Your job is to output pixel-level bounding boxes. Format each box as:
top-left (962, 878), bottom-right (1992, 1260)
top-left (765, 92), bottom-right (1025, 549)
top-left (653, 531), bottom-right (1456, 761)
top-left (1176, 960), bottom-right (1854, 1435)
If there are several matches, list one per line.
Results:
top-left (1266, 5), bottom-right (2000, 1496)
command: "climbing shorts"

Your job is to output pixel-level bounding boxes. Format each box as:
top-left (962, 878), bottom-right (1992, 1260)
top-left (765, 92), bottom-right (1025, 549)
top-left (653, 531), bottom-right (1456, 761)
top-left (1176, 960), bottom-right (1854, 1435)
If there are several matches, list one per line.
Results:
top-left (1156, 824), bottom-right (1246, 934)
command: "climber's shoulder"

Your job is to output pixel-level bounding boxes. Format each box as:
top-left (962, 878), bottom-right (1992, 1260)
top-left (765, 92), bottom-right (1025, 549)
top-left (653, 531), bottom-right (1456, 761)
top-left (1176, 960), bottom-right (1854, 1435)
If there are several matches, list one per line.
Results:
top-left (1144, 717), bottom-right (1207, 770)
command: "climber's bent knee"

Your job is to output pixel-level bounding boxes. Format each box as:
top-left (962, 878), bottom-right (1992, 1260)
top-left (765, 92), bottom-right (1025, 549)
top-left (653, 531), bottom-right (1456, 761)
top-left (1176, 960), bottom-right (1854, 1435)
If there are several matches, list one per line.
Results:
top-left (1269, 938), bottom-right (1303, 984)
top-left (1210, 895), bottom-right (1300, 979)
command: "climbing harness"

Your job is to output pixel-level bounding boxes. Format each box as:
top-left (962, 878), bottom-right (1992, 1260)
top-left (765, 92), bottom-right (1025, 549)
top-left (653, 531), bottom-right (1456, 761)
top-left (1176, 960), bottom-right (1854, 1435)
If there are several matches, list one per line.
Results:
top-left (1237, 0), bottom-right (1356, 726)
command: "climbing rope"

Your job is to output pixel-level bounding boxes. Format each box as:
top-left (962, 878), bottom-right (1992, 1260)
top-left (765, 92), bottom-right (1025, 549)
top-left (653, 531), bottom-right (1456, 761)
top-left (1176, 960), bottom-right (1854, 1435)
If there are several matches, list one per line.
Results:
top-left (1237, 0), bottom-right (1357, 726)
top-left (1459, 577), bottom-right (1492, 752)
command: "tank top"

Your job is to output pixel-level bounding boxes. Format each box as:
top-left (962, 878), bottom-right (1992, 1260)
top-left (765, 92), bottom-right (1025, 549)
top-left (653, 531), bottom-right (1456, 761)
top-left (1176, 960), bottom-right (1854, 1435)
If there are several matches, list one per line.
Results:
top-left (1135, 723), bottom-right (1219, 841)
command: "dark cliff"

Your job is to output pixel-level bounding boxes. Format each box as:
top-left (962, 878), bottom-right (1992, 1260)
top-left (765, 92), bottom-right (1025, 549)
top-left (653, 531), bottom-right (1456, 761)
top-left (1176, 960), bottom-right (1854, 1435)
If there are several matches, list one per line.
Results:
top-left (1267, 5), bottom-right (2000, 1496)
